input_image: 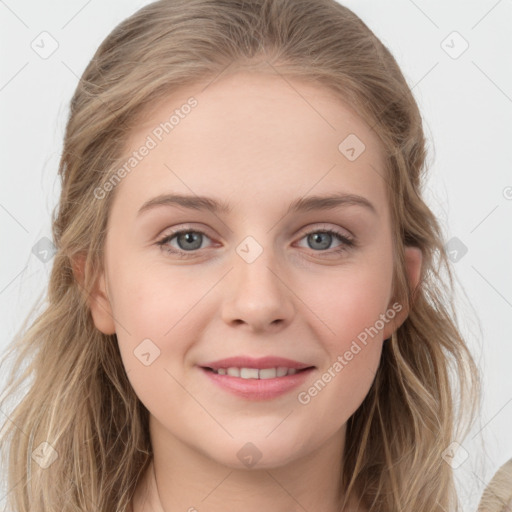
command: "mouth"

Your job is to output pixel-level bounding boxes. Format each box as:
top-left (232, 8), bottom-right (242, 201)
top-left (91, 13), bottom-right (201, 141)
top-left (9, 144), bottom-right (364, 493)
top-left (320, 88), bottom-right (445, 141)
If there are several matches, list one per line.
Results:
top-left (201, 366), bottom-right (315, 379)
top-left (199, 365), bottom-right (316, 400)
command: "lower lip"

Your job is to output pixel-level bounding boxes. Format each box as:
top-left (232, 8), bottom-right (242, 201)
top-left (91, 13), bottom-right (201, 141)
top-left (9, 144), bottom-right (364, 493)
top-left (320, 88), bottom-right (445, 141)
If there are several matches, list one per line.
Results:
top-left (200, 367), bottom-right (315, 400)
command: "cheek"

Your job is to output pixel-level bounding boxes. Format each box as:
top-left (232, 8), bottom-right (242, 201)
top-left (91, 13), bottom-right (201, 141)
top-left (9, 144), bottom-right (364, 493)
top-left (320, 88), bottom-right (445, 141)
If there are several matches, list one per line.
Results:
top-left (301, 348), bottom-right (381, 435)
top-left (106, 258), bottom-right (200, 387)
top-left (295, 263), bottom-right (391, 410)
top-left (107, 261), bottom-right (197, 420)
top-left (297, 276), bottom-right (387, 428)
top-left (108, 256), bottom-right (207, 338)
top-left (300, 263), bottom-right (393, 344)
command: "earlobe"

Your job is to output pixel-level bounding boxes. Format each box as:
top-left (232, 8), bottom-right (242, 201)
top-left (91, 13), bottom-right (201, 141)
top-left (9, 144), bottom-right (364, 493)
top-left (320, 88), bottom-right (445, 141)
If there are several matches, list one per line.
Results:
top-left (404, 246), bottom-right (423, 298)
top-left (71, 254), bottom-right (116, 335)
top-left (89, 273), bottom-right (117, 335)
top-left (382, 245), bottom-right (423, 340)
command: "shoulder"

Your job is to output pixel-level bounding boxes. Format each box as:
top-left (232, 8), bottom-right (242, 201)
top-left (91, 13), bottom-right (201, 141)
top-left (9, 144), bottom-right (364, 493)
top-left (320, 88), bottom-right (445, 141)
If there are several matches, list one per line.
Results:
top-left (477, 458), bottom-right (512, 512)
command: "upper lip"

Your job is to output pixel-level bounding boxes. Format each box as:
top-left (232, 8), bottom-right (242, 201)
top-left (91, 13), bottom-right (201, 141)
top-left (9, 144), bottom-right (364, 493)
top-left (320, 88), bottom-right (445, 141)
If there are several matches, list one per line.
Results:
top-left (200, 356), bottom-right (315, 371)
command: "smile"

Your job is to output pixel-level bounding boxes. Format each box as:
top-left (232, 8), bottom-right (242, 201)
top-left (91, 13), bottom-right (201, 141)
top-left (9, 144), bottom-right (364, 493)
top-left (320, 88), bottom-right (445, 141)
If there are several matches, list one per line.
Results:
top-left (200, 366), bottom-right (315, 400)
top-left (205, 366), bottom-right (307, 378)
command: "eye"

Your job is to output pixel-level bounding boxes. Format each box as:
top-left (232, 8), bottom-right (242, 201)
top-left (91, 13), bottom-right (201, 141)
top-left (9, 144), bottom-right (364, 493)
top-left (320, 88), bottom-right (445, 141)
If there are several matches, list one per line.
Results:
top-left (155, 225), bottom-right (356, 258)
top-left (295, 228), bottom-right (355, 255)
top-left (156, 228), bottom-right (214, 256)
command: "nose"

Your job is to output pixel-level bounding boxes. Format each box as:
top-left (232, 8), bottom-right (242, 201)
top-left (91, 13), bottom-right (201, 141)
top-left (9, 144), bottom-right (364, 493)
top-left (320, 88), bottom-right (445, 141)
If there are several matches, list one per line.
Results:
top-left (220, 248), bottom-right (296, 333)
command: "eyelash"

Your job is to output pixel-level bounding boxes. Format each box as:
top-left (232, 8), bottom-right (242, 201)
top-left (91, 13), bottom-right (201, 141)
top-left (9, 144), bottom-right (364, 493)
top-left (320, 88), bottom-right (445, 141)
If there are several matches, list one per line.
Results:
top-left (156, 226), bottom-right (356, 258)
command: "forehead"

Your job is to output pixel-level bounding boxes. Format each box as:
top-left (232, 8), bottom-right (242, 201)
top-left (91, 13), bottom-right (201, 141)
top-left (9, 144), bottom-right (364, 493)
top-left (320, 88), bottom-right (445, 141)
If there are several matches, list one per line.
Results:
top-left (113, 70), bottom-right (389, 217)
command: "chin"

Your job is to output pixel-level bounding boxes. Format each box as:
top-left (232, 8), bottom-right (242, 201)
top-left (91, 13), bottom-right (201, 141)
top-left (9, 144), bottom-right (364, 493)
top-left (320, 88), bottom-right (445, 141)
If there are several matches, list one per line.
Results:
top-left (207, 440), bottom-right (303, 471)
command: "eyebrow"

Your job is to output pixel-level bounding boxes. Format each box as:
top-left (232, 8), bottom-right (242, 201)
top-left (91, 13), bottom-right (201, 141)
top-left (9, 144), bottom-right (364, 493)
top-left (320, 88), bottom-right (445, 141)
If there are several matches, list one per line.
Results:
top-left (136, 192), bottom-right (377, 217)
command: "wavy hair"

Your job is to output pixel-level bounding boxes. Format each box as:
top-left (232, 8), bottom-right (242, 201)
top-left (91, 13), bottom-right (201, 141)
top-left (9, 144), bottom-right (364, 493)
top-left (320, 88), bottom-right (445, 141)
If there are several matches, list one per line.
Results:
top-left (0, 0), bottom-right (481, 510)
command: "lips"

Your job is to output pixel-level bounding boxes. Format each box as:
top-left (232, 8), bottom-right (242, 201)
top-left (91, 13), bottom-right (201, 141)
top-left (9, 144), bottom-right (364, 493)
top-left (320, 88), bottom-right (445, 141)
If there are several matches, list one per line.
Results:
top-left (205, 367), bottom-right (304, 378)
top-left (200, 364), bottom-right (315, 400)
top-left (200, 356), bottom-right (314, 371)
top-left (198, 355), bottom-right (316, 400)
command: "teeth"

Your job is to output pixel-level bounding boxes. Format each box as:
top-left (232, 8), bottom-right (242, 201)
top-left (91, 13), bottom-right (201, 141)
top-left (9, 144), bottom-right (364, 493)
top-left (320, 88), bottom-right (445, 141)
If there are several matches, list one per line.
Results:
top-left (259, 368), bottom-right (277, 379)
top-left (213, 366), bottom-right (301, 379)
top-left (277, 366), bottom-right (289, 377)
top-left (227, 367), bottom-right (240, 377)
top-left (240, 368), bottom-right (259, 379)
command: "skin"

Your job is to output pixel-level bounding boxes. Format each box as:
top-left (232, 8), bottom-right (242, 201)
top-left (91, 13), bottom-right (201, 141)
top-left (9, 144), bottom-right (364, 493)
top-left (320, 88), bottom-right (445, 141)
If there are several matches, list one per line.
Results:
top-left (81, 70), bottom-right (422, 511)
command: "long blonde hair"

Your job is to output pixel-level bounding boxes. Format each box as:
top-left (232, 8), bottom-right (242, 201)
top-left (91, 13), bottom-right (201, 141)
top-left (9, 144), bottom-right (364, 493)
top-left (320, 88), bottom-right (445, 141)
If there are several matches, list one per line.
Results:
top-left (0, 0), bottom-right (481, 510)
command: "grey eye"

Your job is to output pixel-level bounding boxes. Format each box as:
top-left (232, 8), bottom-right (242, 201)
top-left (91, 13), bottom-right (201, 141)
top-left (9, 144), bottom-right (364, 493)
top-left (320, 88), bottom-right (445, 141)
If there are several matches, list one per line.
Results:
top-left (175, 231), bottom-right (204, 251)
top-left (306, 232), bottom-right (334, 251)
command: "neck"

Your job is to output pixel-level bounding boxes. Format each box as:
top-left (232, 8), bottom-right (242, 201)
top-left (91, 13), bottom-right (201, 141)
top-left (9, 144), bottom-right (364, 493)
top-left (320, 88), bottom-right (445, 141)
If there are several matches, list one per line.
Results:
top-left (131, 417), bottom-right (358, 512)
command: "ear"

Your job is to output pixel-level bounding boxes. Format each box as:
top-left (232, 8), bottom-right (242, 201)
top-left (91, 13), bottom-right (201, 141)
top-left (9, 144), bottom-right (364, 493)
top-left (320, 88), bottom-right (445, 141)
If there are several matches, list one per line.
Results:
top-left (382, 246), bottom-right (423, 340)
top-left (72, 253), bottom-right (116, 335)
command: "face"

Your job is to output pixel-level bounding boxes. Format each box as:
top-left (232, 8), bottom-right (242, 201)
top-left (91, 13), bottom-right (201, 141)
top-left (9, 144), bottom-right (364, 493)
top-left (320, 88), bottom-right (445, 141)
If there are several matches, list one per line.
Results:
top-left (87, 70), bottom-right (421, 470)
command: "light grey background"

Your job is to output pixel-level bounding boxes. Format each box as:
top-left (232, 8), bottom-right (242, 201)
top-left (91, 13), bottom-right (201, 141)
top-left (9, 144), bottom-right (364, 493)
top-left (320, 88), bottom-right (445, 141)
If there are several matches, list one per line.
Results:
top-left (1, 0), bottom-right (511, 510)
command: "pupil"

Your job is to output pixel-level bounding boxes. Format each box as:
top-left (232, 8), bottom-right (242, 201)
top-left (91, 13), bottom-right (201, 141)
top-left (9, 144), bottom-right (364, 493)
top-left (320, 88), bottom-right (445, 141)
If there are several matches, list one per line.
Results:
top-left (309, 232), bottom-right (331, 250)
top-left (179, 232), bottom-right (202, 250)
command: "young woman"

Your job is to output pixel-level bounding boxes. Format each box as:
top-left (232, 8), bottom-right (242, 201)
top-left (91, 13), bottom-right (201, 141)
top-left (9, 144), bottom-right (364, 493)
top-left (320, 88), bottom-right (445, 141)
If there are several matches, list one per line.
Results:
top-left (0, 1), bottom-right (482, 510)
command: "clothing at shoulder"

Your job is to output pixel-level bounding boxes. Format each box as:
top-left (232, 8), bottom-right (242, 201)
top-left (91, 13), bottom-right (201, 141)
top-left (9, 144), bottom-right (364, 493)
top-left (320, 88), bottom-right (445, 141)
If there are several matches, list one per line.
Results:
top-left (477, 458), bottom-right (512, 512)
